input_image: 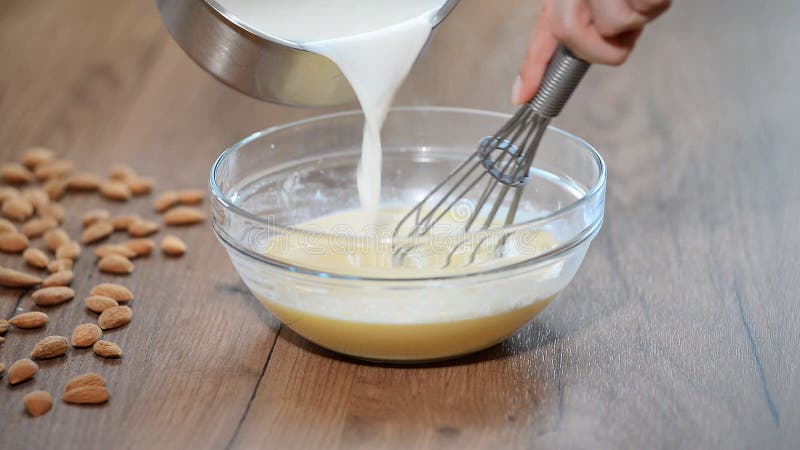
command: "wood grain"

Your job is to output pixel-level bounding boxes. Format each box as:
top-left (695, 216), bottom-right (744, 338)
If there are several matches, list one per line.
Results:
top-left (1, 0), bottom-right (799, 449)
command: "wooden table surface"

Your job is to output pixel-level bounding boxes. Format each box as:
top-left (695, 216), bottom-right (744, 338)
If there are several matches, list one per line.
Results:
top-left (1, 1), bottom-right (798, 448)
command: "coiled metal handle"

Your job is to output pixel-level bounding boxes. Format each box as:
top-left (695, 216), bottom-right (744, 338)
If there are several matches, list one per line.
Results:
top-left (529, 45), bottom-right (590, 118)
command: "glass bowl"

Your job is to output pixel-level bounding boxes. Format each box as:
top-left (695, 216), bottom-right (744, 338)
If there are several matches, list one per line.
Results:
top-left (210, 106), bottom-right (606, 362)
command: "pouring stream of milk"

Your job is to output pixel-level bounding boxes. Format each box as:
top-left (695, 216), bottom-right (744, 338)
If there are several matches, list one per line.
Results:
top-left (216, 0), bottom-right (448, 218)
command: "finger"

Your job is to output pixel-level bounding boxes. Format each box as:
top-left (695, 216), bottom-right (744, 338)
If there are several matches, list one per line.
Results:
top-left (588, 0), bottom-right (649, 37)
top-left (628, 0), bottom-right (672, 17)
top-left (550, 0), bottom-right (634, 65)
top-left (513, 0), bottom-right (560, 104)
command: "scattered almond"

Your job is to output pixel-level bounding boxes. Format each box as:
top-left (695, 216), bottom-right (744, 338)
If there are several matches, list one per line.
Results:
top-left (31, 286), bottom-right (75, 306)
top-left (0, 336), bottom-right (4, 344)
top-left (8, 359), bottom-right (38, 385)
top-left (23, 390), bottom-right (53, 417)
top-left (127, 176), bottom-right (154, 195)
top-left (0, 186), bottom-right (19, 203)
top-left (0, 231), bottom-right (30, 253)
top-left (82, 209), bottom-right (110, 227)
top-left (9, 312), bottom-right (48, 329)
top-left (42, 178), bottom-right (67, 200)
top-left (44, 228), bottom-right (70, 251)
top-left (34, 159), bottom-right (74, 181)
top-left (91, 283), bottom-right (134, 302)
top-left (93, 340), bottom-right (122, 358)
top-left (99, 180), bottom-right (131, 201)
top-left (0, 319), bottom-right (8, 334)
top-left (108, 163), bottom-right (137, 181)
top-left (38, 202), bottom-right (65, 223)
top-left (98, 305), bottom-right (132, 330)
top-left (65, 172), bottom-right (101, 191)
top-left (84, 295), bottom-right (119, 313)
top-left (21, 147), bottom-right (55, 169)
top-left (164, 206), bottom-right (205, 226)
top-left (177, 188), bottom-right (205, 205)
top-left (120, 238), bottom-right (155, 257)
top-left (72, 323), bottom-right (102, 348)
top-left (2, 196), bottom-right (34, 221)
top-left (42, 270), bottom-right (74, 287)
top-left (0, 266), bottom-right (42, 287)
top-left (127, 219), bottom-right (159, 237)
top-left (55, 241), bottom-right (81, 260)
top-left (0, 363), bottom-right (4, 377)
top-left (31, 335), bottom-right (69, 359)
top-left (21, 188), bottom-right (49, 210)
top-left (23, 247), bottom-right (50, 268)
top-left (154, 190), bottom-right (180, 212)
top-left (64, 373), bottom-right (105, 392)
top-left (94, 244), bottom-right (137, 259)
top-left (62, 385), bottom-right (109, 404)
top-left (21, 216), bottom-right (57, 238)
top-left (161, 235), bottom-right (186, 256)
top-left (47, 258), bottom-right (73, 273)
top-left (0, 217), bottom-right (16, 233)
top-left (98, 254), bottom-right (134, 274)
top-left (110, 213), bottom-right (140, 231)
top-left (81, 220), bottom-right (113, 244)
top-left (1, 163), bottom-right (34, 184)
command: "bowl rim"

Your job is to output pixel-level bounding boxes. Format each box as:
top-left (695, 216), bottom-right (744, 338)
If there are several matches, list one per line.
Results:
top-left (209, 106), bottom-right (606, 282)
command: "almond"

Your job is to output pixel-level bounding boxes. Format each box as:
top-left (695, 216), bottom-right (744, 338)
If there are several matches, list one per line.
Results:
top-left (177, 188), bottom-right (205, 205)
top-left (154, 190), bottom-right (180, 212)
top-left (34, 159), bottom-right (74, 180)
top-left (2, 197), bottom-right (33, 221)
top-left (99, 180), bottom-right (131, 201)
top-left (84, 295), bottom-right (119, 313)
top-left (1, 163), bottom-right (33, 184)
top-left (0, 231), bottom-right (29, 253)
top-left (92, 340), bottom-right (122, 358)
top-left (21, 188), bottom-right (49, 210)
top-left (82, 208), bottom-right (110, 227)
top-left (98, 254), bottom-right (134, 274)
top-left (161, 235), bottom-right (186, 256)
top-left (64, 373), bottom-right (105, 392)
top-left (9, 311), bottom-right (48, 329)
top-left (23, 390), bottom-right (53, 416)
top-left (91, 283), bottom-right (134, 302)
top-left (42, 270), bottom-right (74, 287)
top-left (0, 336), bottom-right (4, 344)
top-left (127, 176), bottom-right (154, 195)
top-left (21, 216), bottom-right (57, 238)
top-left (44, 228), bottom-right (70, 251)
top-left (22, 147), bottom-right (55, 169)
top-left (65, 172), bottom-right (101, 191)
top-left (62, 385), bottom-right (109, 404)
top-left (55, 241), bottom-right (81, 260)
top-left (164, 206), bottom-right (205, 226)
top-left (81, 220), bottom-right (113, 244)
top-left (98, 305), bottom-right (132, 330)
top-left (94, 244), bottom-right (137, 259)
top-left (0, 319), bottom-right (8, 334)
top-left (23, 247), bottom-right (50, 268)
top-left (0, 362), bottom-right (4, 377)
top-left (32, 286), bottom-right (75, 306)
top-left (110, 213), bottom-right (140, 231)
top-left (0, 217), bottom-right (16, 233)
top-left (0, 266), bottom-right (42, 287)
top-left (42, 178), bottom-right (67, 200)
top-left (39, 202), bottom-right (65, 223)
top-left (47, 258), bottom-right (73, 273)
top-left (8, 358), bottom-right (38, 384)
top-left (31, 335), bottom-right (69, 359)
top-left (127, 219), bottom-right (159, 237)
top-left (120, 238), bottom-right (155, 256)
top-left (72, 323), bottom-right (103, 348)
top-left (108, 163), bottom-right (137, 181)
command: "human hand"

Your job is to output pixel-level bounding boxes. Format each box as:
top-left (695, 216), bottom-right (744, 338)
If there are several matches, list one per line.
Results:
top-left (512, 0), bottom-right (671, 104)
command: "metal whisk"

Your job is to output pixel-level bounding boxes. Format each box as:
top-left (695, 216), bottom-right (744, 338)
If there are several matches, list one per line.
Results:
top-left (394, 45), bottom-right (590, 266)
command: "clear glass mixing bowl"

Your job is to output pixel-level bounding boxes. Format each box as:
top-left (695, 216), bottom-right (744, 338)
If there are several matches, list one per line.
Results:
top-left (210, 106), bottom-right (606, 362)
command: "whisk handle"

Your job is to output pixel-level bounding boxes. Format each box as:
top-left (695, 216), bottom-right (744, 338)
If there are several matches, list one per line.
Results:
top-left (529, 45), bottom-right (590, 118)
